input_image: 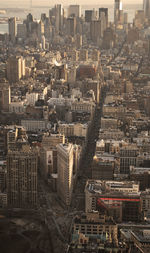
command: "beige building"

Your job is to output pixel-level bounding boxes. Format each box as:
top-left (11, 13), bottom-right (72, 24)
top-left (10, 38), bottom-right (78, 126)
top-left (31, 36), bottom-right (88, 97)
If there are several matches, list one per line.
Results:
top-left (73, 212), bottom-right (118, 245)
top-left (6, 56), bottom-right (25, 83)
top-left (40, 133), bottom-right (65, 178)
top-left (42, 133), bottom-right (65, 148)
top-left (90, 20), bottom-right (103, 44)
top-left (71, 99), bottom-right (95, 116)
top-left (7, 146), bottom-right (38, 208)
top-left (103, 104), bottom-right (126, 118)
top-left (101, 117), bottom-right (118, 129)
top-left (58, 123), bottom-right (87, 138)
top-left (57, 143), bottom-right (74, 206)
top-left (99, 129), bottom-right (124, 140)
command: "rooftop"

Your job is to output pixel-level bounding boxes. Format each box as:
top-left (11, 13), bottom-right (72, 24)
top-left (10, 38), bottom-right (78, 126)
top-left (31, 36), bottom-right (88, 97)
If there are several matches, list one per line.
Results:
top-left (86, 180), bottom-right (140, 196)
top-left (131, 229), bottom-right (150, 243)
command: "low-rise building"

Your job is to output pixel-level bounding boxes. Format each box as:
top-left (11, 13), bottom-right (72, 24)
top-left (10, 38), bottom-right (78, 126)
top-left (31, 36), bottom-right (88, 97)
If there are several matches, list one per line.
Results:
top-left (21, 119), bottom-right (46, 132)
top-left (72, 212), bottom-right (118, 248)
top-left (131, 229), bottom-right (150, 253)
top-left (85, 180), bottom-right (141, 222)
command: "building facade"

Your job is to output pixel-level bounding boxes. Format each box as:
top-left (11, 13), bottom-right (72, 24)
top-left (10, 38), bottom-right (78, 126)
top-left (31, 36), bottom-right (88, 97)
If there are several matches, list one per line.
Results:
top-left (7, 146), bottom-right (38, 208)
top-left (57, 143), bottom-right (74, 206)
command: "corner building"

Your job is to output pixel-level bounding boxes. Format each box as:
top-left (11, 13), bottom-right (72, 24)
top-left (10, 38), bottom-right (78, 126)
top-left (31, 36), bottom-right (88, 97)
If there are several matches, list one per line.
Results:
top-left (57, 143), bottom-right (74, 206)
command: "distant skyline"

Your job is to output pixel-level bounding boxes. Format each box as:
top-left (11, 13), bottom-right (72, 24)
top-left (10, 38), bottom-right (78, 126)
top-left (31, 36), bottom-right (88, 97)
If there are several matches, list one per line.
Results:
top-left (0, 0), bottom-right (143, 8)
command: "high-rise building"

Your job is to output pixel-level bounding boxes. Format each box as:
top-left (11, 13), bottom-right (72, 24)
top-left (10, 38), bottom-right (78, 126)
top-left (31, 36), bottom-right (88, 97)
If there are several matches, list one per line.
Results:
top-left (27, 13), bottom-right (33, 23)
top-left (57, 143), bottom-right (74, 206)
top-left (85, 9), bottom-right (97, 22)
top-left (55, 4), bottom-right (63, 33)
top-left (114, 0), bottom-right (122, 25)
top-left (66, 17), bottom-right (77, 36)
top-left (68, 5), bottom-right (81, 17)
top-left (90, 20), bottom-right (103, 43)
top-left (143, 0), bottom-right (150, 18)
top-left (7, 146), bottom-right (38, 208)
top-left (8, 17), bottom-right (16, 43)
top-left (85, 10), bottom-right (93, 22)
top-left (0, 81), bottom-right (11, 112)
top-left (41, 35), bottom-right (46, 50)
top-left (123, 12), bottom-right (128, 24)
top-left (6, 56), bottom-right (25, 83)
top-left (120, 145), bottom-right (138, 174)
top-left (99, 8), bottom-right (108, 27)
top-left (17, 24), bottom-right (27, 39)
top-left (44, 17), bottom-right (52, 40)
top-left (37, 20), bottom-right (44, 41)
top-left (102, 27), bottom-right (116, 49)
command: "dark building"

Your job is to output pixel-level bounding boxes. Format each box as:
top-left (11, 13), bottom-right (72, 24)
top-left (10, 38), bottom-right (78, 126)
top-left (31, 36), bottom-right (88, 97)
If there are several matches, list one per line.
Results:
top-left (85, 10), bottom-right (93, 22)
top-left (66, 17), bottom-right (77, 36)
top-left (130, 167), bottom-right (150, 191)
top-left (92, 157), bottom-right (114, 180)
top-left (7, 146), bottom-right (38, 208)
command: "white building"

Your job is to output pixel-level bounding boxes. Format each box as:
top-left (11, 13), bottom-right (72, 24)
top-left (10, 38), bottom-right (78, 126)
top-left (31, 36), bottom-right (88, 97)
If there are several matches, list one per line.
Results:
top-left (21, 120), bottom-right (46, 132)
top-left (26, 93), bottom-right (39, 106)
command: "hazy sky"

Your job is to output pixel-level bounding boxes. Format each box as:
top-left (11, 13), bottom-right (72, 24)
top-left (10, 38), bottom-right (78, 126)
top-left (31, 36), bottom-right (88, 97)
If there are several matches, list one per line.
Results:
top-left (0, 0), bottom-right (143, 7)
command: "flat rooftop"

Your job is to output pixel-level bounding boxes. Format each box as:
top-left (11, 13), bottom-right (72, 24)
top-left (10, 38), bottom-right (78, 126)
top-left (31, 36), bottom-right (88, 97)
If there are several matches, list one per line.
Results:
top-left (130, 167), bottom-right (150, 174)
top-left (86, 180), bottom-right (140, 196)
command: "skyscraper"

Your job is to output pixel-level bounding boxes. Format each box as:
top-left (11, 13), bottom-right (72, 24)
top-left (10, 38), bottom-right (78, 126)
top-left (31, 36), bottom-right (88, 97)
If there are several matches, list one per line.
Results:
top-left (85, 9), bottom-right (97, 22)
top-left (37, 20), bottom-right (44, 41)
top-left (57, 143), bottom-right (74, 206)
top-left (68, 5), bottom-right (81, 18)
top-left (66, 17), bottom-right (77, 36)
top-left (114, 0), bottom-right (122, 25)
top-left (99, 8), bottom-right (108, 27)
top-left (90, 20), bottom-right (103, 44)
top-left (143, 0), bottom-right (150, 18)
top-left (7, 146), bottom-right (38, 208)
top-left (8, 17), bottom-right (16, 43)
top-left (55, 4), bottom-right (63, 33)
